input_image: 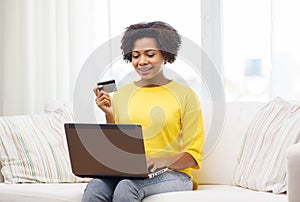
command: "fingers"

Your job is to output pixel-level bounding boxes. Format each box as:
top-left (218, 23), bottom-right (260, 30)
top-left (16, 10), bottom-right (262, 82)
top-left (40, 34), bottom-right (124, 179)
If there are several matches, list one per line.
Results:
top-left (146, 159), bottom-right (152, 168)
top-left (146, 159), bottom-right (152, 171)
top-left (95, 94), bottom-right (111, 107)
top-left (94, 86), bottom-right (110, 100)
top-left (95, 96), bottom-right (111, 108)
top-left (93, 85), bottom-right (102, 96)
top-left (146, 158), bottom-right (156, 172)
top-left (94, 85), bottom-right (112, 97)
top-left (146, 157), bottom-right (168, 172)
top-left (94, 86), bottom-right (112, 109)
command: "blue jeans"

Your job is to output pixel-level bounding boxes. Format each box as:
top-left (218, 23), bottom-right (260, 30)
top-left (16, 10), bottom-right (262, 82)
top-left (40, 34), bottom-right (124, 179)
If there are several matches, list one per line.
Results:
top-left (81, 170), bottom-right (193, 202)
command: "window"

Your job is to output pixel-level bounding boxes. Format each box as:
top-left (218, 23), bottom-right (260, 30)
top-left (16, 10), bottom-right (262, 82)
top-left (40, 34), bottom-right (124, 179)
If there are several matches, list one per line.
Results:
top-left (223, 0), bottom-right (272, 101)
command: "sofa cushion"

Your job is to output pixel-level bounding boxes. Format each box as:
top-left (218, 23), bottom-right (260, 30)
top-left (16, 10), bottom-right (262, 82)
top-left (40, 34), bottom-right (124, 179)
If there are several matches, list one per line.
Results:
top-left (233, 97), bottom-right (300, 193)
top-left (0, 184), bottom-right (286, 202)
top-left (143, 185), bottom-right (286, 202)
top-left (0, 103), bottom-right (89, 183)
top-left (0, 183), bottom-right (87, 202)
top-left (287, 143), bottom-right (300, 202)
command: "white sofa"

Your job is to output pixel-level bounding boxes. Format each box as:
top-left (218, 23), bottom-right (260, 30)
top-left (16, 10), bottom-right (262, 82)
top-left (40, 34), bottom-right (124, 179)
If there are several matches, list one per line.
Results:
top-left (0, 101), bottom-right (299, 202)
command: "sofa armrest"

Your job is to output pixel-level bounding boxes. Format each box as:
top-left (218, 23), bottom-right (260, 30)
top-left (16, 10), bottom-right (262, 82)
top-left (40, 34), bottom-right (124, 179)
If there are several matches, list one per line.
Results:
top-left (287, 143), bottom-right (300, 202)
top-left (0, 163), bottom-right (3, 183)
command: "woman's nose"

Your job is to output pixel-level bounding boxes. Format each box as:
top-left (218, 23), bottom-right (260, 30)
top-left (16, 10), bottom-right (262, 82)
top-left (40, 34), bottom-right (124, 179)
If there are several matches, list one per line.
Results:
top-left (139, 55), bottom-right (148, 65)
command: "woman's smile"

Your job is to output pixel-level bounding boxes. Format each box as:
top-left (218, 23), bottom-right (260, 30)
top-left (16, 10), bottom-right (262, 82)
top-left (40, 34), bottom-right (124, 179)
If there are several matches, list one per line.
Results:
top-left (137, 66), bottom-right (154, 75)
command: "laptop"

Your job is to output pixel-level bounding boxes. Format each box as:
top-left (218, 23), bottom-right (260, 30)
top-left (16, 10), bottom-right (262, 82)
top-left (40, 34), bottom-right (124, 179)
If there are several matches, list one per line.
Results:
top-left (64, 123), bottom-right (168, 179)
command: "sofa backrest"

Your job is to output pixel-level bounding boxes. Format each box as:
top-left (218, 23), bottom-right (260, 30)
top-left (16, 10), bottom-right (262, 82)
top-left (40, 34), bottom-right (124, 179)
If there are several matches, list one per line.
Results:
top-left (193, 101), bottom-right (265, 185)
top-left (0, 101), bottom-right (265, 185)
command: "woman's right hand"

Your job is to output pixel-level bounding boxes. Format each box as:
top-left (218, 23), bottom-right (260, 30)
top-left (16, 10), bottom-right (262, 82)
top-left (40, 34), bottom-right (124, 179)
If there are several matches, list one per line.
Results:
top-left (93, 85), bottom-right (113, 115)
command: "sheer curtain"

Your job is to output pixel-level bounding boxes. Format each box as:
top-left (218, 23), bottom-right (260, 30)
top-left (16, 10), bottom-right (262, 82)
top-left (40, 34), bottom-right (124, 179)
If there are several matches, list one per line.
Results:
top-left (271, 0), bottom-right (300, 100)
top-left (0, 0), bottom-right (109, 115)
top-left (1, 0), bottom-right (207, 115)
top-left (222, 0), bottom-right (300, 101)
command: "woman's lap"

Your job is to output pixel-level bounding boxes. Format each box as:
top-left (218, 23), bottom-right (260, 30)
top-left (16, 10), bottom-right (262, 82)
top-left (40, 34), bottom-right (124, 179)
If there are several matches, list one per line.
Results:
top-left (82, 170), bottom-right (192, 202)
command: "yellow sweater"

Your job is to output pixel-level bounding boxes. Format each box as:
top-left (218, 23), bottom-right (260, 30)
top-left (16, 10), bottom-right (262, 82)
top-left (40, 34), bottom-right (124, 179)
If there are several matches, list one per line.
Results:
top-left (112, 80), bottom-right (204, 189)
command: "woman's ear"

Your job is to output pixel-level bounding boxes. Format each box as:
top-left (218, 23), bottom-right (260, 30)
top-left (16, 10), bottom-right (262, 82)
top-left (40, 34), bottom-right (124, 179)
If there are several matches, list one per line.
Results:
top-left (164, 58), bottom-right (168, 64)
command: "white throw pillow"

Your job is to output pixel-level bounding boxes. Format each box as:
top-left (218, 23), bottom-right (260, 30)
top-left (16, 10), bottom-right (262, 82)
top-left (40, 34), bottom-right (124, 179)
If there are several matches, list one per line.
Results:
top-left (233, 97), bottom-right (300, 193)
top-left (0, 103), bottom-right (90, 183)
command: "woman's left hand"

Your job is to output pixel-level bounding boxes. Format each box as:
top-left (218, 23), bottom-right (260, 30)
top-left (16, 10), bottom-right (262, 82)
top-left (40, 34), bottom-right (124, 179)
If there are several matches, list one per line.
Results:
top-left (146, 153), bottom-right (197, 172)
top-left (146, 157), bottom-right (169, 172)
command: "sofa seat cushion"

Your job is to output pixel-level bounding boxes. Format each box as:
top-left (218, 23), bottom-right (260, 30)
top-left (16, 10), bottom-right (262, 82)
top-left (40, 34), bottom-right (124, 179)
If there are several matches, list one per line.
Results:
top-left (0, 183), bottom-right (87, 202)
top-left (0, 184), bottom-right (287, 202)
top-left (143, 185), bottom-right (287, 202)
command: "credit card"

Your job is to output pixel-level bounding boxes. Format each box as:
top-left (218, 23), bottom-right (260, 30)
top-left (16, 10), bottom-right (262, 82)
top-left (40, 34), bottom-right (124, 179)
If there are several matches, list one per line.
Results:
top-left (97, 79), bottom-right (117, 93)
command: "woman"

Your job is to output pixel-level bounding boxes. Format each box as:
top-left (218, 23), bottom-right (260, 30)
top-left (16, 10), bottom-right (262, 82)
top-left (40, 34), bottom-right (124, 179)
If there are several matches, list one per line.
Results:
top-left (82, 21), bottom-right (204, 202)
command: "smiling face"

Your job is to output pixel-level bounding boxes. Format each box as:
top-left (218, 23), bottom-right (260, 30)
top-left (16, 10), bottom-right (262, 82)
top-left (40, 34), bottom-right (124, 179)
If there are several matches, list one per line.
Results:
top-left (131, 37), bottom-right (167, 84)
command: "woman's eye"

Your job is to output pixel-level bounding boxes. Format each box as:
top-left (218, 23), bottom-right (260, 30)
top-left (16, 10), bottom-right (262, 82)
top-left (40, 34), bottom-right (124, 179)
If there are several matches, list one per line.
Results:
top-left (132, 55), bottom-right (139, 59)
top-left (147, 54), bottom-right (155, 57)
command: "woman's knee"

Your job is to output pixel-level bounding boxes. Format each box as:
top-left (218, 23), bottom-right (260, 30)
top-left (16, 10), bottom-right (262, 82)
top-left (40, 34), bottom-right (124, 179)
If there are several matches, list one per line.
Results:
top-left (113, 179), bottom-right (141, 202)
top-left (82, 178), bottom-right (115, 202)
top-left (85, 179), bottom-right (106, 193)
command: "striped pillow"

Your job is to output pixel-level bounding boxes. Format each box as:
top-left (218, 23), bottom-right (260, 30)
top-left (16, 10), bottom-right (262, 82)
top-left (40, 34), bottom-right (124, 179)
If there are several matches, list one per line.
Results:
top-left (0, 104), bottom-right (90, 183)
top-left (233, 97), bottom-right (300, 193)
